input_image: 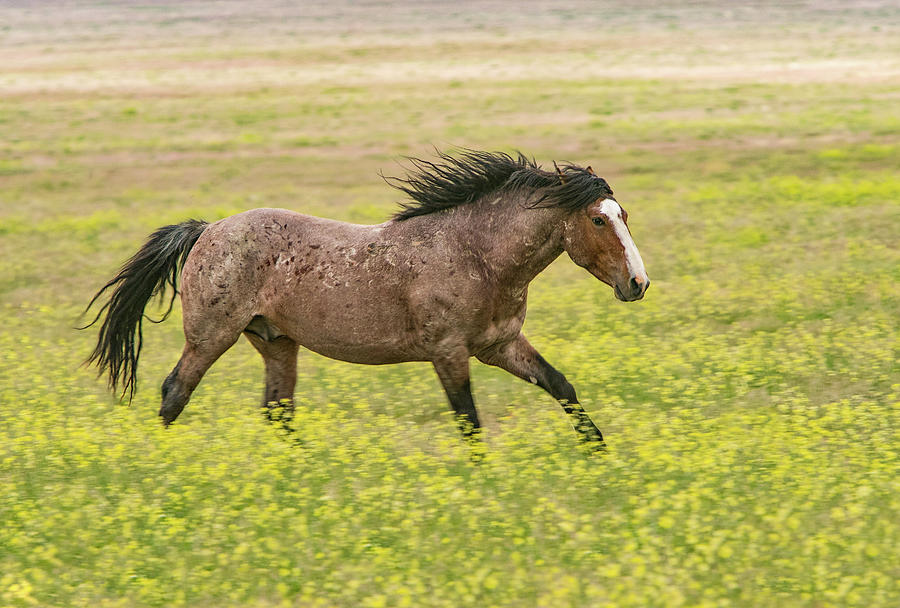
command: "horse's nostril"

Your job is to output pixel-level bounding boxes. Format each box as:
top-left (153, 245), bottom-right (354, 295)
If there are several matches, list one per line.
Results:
top-left (629, 277), bottom-right (641, 295)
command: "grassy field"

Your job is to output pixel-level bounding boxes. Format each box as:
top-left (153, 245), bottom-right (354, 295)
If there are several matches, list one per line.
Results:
top-left (2, 1), bottom-right (899, 606)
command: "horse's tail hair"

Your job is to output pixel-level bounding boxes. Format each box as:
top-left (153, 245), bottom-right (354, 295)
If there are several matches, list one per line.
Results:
top-left (81, 219), bottom-right (209, 402)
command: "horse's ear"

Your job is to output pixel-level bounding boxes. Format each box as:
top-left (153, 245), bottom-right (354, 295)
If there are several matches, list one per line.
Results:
top-left (586, 165), bottom-right (596, 176)
top-left (553, 161), bottom-right (567, 184)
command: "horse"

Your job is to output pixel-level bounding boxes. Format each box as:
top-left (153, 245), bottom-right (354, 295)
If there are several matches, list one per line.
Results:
top-left (83, 150), bottom-right (649, 449)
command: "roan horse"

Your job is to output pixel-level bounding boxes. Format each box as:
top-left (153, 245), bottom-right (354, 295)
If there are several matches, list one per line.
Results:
top-left (84, 150), bottom-right (648, 449)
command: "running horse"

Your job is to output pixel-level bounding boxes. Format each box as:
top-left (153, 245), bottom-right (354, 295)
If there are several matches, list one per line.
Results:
top-left (84, 150), bottom-right (649, 449)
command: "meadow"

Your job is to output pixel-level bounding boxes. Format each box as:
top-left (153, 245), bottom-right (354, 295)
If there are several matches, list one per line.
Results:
top-left (1, 1), bottom-right (899, 606)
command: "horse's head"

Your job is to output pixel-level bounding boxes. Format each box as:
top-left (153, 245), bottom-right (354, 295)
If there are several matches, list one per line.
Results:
top-left (562, 191), bottom-right (649, 302)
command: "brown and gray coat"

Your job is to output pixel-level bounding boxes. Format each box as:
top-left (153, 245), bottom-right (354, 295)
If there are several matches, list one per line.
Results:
top-left (85, 150), bottom-right (649, 447)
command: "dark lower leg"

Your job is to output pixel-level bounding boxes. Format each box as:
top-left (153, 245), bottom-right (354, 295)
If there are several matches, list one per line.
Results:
top-left (478, 334), bottom-right (605, 449)
top-left (159, 339), bottom-right (235, 425)
top-left (445, 378), bottom-right (481, 439)
top-left (541, 364), bottom-right (605, 448)
top-left (442, 377), bottom-right (483, 463)
top-left (246, 333), bottom-right (300, 433)
top-left (159, 355), bottom-right (205, 425)
top-left (159, 361), bottom-right (188, 424)
top-left (432, 351), bottom-right (481, 441)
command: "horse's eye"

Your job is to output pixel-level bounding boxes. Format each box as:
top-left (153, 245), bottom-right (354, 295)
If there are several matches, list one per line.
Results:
top-left (592, 217), bottom-right (605, 226)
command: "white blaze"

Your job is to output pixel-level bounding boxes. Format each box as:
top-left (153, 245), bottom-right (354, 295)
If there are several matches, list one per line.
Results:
top-left (600, 198), bottom-right (647, 282)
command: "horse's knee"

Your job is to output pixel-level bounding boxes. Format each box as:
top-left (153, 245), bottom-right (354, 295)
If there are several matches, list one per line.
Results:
top-left (547, 371), bottom-right (578, 404)
top-left (559, 382), bottom-right (578, 405)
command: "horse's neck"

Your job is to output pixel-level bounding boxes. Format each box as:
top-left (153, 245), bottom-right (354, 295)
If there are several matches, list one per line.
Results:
top-left (447, 200), bottom-right (566, 292)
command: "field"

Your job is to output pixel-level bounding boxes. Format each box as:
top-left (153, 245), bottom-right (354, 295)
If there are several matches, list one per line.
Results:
top-left (2, 1), bottom-right (899, 606)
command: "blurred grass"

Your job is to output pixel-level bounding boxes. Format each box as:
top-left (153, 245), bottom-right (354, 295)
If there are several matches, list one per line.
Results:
top-left (1, 1), bottom-right (899, 606)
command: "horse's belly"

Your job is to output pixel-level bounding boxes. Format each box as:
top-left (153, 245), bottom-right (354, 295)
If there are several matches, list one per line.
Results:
top-left (263, 281), bottom-right (424, 364)
top-left (300, 340), bottom-right (421, 365)
top-left (284, 317), bottom-right (424, 365)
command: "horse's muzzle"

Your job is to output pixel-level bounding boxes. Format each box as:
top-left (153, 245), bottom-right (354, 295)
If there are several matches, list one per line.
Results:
top-left (615, 276), bottom-right (649, 302)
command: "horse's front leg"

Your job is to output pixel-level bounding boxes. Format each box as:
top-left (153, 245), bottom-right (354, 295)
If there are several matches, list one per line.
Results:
top-left (431, 345), bottom-right (481, 441)
top-left (477, 334), bottom-right (606, 450)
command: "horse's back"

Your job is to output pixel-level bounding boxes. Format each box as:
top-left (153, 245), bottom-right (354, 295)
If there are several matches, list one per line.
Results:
top-left (205, 207), bottom-right (379, 245)
top-left (179, 208), bottom-right (422, 362)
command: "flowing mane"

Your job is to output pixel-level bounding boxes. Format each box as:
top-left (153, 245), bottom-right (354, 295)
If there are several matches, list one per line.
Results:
top-left (384, 149), bottom-right (614, 221)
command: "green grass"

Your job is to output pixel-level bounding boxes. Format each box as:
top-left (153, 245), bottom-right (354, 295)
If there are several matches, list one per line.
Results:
top-left (1, 1), bottom-right (899, 606)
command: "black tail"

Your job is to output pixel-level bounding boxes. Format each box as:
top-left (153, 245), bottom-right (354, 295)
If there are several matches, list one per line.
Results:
top-left (81, 219), bottom-right (208, 402)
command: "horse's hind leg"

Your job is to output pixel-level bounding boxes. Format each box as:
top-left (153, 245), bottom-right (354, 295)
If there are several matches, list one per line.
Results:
top-left (244, 329), bottom-right (299, 413)
top-left (160, 333), bottom-right (242, 425)
top-left (243, 315), bottom-right (299, 431)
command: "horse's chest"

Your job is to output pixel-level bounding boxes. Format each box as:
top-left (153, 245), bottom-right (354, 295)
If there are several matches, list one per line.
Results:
top-left (479, 315), bottom-right (522, 347)
top-left (471, 297), bottom-right (526, 349)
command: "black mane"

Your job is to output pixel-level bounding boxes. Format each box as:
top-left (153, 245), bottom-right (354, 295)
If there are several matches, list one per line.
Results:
top-left (384, 149), bottom-right (614, 221)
